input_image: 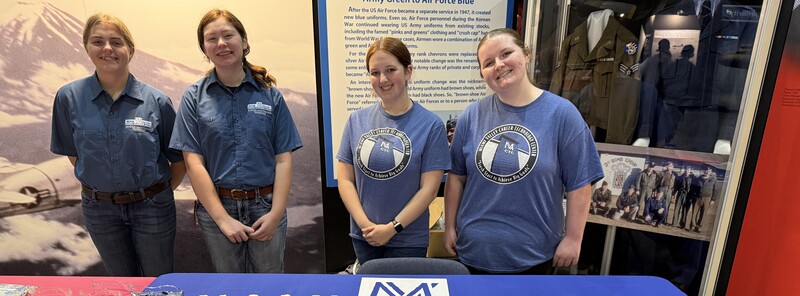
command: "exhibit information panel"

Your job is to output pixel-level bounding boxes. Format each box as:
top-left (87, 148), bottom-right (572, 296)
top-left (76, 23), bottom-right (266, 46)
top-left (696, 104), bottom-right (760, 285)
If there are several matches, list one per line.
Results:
top-left (317, 0), bottom-right (513, 186)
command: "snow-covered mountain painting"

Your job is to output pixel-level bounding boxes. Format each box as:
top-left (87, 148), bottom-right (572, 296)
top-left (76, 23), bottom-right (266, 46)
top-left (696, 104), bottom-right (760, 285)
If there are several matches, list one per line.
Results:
top-left (0, 1), bottom-right (323, 274)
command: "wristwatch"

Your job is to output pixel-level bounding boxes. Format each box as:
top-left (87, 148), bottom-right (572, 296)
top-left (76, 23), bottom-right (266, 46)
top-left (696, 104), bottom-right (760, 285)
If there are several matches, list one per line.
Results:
top-left (391, 219), bottom-right (404, 233)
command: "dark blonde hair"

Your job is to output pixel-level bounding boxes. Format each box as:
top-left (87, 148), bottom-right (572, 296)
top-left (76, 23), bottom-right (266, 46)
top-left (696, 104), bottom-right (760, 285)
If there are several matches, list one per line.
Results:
top-left (197, 9), bottom-right (276, 88)
top-left (476, 28), bottom-right (532, 78)
top-left (365, 37), bottom-right (412, 71)
top-left (82, 13), bottom-right (135, 54)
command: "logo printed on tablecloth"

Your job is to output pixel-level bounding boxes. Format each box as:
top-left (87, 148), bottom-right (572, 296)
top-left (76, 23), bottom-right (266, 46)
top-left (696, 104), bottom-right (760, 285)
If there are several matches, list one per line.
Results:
top-left (358, 277), bottom-right (450, 296)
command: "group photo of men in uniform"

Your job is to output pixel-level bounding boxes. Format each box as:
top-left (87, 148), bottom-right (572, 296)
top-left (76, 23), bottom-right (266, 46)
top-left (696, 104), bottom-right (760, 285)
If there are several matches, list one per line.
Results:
top-left (588, 160), bottom-right (720, 237)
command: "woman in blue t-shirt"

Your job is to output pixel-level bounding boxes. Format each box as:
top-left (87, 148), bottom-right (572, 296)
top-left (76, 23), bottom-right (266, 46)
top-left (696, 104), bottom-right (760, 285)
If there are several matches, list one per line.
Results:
top-left (444, 28), bottom-right (604, 274)
top-left (337, 37), bottom-right (451, 264)
top-left (170, 9), bottom-right (302, 273)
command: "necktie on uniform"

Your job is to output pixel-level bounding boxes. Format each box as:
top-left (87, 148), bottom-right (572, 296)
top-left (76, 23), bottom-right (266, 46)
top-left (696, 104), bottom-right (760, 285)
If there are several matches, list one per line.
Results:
top-left (700, 0), bottom-right (712, 29)
top-left (491, 135), bottom-right (521, 175)
top-left (368, 135), bottom-right (397, 172)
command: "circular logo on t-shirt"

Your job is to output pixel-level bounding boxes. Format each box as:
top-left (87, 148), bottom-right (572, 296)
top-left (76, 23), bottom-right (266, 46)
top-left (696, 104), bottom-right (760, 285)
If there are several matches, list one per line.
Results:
top-left (475, 124), bottom-right (538, 184)
top-left (356, 128), bottom-right (412, 180)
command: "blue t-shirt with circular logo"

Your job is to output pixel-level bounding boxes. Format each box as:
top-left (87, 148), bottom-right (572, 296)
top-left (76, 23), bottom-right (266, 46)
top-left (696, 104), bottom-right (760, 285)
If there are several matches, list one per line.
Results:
top-left (450, 91), bottom-right (603, 272)
top-left (337, 101), bottom-right (451, 248)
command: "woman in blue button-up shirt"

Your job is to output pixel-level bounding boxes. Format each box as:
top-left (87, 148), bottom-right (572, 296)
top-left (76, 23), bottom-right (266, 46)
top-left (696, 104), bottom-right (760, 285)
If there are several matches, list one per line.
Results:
top-left (50, 13), bottom-right (185, 276)
top-left (170, 9), bottom-right (302, 273)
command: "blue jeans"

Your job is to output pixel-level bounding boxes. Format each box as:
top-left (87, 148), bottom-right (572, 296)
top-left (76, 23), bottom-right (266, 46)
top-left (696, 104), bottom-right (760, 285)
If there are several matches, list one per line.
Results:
top-left (352, 238), bottom-right (428, 264)
top-left (196, 193), bottom-right (287, 273)
top-left (81, 188), bottom-right (176, 276)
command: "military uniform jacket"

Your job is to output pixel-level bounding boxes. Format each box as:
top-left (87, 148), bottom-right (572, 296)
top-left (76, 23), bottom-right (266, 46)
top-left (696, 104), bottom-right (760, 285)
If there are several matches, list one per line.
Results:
top-left (550, 16), bottom-right (641, 144)
top-left (658, 170), bottom-right (676, 189)
top-left (592, 188), bottom-right (612, 203)
top-left (637, 171), bottom-right (658, 191)
top-left (641, 0), bottom-right (760, 141)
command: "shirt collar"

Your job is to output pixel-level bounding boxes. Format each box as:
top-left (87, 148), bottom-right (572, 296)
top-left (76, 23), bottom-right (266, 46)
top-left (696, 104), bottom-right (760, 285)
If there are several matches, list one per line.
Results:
top-left (694, 0), bottom-right (720, 15)
top-left (89, 72), bottom-right (144, 102)
top-left (205, 66), bottom-right (260, 91)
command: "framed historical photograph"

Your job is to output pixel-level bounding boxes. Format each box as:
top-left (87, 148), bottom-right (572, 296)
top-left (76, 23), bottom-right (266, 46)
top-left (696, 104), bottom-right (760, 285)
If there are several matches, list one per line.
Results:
top-left (587, 143), bottom-right (728, 241)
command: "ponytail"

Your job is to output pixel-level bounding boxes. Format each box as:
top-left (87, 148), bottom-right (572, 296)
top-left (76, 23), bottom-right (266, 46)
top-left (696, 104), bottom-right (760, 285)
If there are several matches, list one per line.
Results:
top-left (244, 58), bottom-right (276, 88)
top-left (203, 59), bottom-right (277, 89)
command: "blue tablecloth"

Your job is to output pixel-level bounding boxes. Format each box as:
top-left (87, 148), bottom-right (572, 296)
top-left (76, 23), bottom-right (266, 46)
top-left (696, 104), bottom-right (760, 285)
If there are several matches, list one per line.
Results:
top-left (148, 273), bottom-right (685, 296)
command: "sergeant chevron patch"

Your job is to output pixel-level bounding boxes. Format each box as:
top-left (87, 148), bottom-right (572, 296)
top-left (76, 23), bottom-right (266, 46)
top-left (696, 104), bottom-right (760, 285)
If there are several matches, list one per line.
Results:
top-left (619, 63), bottom-right (639, 77)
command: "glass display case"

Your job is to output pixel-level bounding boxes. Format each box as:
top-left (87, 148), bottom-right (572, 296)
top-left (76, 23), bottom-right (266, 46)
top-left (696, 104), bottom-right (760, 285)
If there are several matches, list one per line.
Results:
top-left (524, 0), bottom-right (770, 294)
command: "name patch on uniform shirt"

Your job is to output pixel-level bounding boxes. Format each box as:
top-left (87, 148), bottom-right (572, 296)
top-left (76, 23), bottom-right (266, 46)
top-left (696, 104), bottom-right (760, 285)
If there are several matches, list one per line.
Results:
top-left (599, 57), bottom-right (615, 62)
top-left (722, 5), bottom-right (760, 23)
top-left (248, 102), bottom-right (272, 115)
top-left (125, 117), bottom-right (153, 132)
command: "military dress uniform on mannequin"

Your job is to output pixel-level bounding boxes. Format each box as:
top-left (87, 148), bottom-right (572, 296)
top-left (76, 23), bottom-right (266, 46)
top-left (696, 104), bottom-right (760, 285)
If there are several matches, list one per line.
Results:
top-left (635, 0), bottom-right (760, 152)
top-left (551, 9), bottom-right (641, 144)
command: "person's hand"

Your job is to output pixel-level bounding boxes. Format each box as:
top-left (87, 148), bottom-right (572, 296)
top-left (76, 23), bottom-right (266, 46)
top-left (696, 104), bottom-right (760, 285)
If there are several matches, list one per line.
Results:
top-left (250, 211), bottom-right (281, 241)
top-left (217, 216), bottom-right (255, 243)
top-left (362, 223), bottom-right (396, 246)
top-left (711, 200), bottom-right (716, 206)
top-left (600, 202), bottom-right (606, 207)
top-left (553, 236), bottom-right (581, 267)
top-left (358, 221), bottom-right (377, 230)
top-left (444, 228), bottom-right (458, 257)
top-left (623, 206), bottom-right (630, 212)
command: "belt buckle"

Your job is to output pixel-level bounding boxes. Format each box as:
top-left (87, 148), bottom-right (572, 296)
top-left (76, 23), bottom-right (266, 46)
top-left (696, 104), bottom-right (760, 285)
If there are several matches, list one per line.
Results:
top-left (112, 192), bottom-right (135, 204)
top-left (230, 189), bottom-right (245, 199)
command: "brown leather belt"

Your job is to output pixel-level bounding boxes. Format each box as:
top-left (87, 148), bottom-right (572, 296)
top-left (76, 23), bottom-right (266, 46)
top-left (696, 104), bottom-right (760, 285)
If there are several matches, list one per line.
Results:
top-left (218, 185), bottom-right (273, 200)
top-left (82, 181), bottom-right (170, 204)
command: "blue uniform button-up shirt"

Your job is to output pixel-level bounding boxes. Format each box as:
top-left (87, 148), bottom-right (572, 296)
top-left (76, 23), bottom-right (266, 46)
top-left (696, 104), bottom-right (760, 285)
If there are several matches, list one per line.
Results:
top-left (170, 68), bottom-right (303, 190)
top-left (50, 73), bottom-right (183, 193)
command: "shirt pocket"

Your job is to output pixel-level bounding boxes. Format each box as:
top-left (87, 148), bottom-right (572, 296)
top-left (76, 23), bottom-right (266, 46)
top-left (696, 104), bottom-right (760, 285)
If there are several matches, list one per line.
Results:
top-left (564, 66), bottom-right (592, 116)
top-left (198, 112), bottom-right (228, 145)
top-left (122, 125), bottom-right (159, 166)
top-left (73, 130), bottom-right (108, 166)
top-left (592, 62), bottom-right (614, 98)
top-left (246, 109), bottom-right (274, 149)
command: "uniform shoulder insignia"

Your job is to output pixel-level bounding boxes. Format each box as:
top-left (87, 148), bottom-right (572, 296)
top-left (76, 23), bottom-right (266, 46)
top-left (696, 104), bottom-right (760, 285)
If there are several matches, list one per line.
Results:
top-left (619, 63), bottom-right (640, 77)
top-left (625, 42), bottom-right (638, 55)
